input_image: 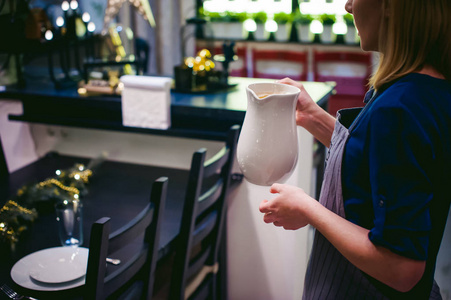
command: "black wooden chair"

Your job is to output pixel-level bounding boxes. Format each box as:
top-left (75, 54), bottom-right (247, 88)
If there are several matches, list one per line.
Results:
top-left (0, 134), bottom-right (9, 203)
top-left (84, 176), bottom-right (168, 300)
top-left (169, 125), bottom-right (240, 300)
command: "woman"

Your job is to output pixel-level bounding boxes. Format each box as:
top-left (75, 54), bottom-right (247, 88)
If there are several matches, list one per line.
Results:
top-left (259, 0), bottom-right (451, 299)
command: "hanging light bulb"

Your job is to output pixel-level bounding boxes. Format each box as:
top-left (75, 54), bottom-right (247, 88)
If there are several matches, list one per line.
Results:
top-left (61, 1), bottom-right (70, 11)
top-left (333, 22), bottom-right (347, 35)
top-left (265, 19), bottom-right (278, 33)
top-left (244, 19), bottom-right (257, 33)
top-left (310, 20), bottom-right (323, 34)
top-left (82, 12), bottom-right (91, 23)
top-left (45, 30), bottom-right (53, 41)
top-left (87, 21), bottom-right (96, 32)
top-left (70, 0), bottom-right (78, 10)
top-left (56, 16), bottom-right (65, 27)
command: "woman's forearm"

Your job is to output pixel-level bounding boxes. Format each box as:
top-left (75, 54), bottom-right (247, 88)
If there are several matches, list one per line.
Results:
top-left (305, 199), bottom-right (426, 292)
top-left (276, 78), bottom-right (336, 147)
top-left (299, 104), bottom-right (336, 147)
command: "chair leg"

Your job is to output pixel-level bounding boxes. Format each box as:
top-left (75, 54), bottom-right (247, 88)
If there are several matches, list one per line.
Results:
top-left (211, 274), bottom-right (217, 300)
top-left (217, 224), bottom-right (227, 300)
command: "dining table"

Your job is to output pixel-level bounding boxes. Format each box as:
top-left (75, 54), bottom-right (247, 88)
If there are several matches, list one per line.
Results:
top-left (0, 150), bottom-right (199, 299)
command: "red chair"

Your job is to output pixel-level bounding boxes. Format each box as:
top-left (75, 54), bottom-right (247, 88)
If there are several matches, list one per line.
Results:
top-left (313, 50), bottom-right (373, 116)
top-left (252, 49), bottom-right (308, 81)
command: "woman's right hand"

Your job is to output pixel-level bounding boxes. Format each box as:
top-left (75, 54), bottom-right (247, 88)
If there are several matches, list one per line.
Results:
top-left (277, 78), bottom-right (336, 147)
top-left (276, 78), bottom-right (317, 128)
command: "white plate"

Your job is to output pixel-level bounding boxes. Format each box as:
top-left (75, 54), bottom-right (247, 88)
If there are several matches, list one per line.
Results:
top-left (11, 247), bottom-right (89, 291)
top-left (28, 247), bottom-right (88, 284)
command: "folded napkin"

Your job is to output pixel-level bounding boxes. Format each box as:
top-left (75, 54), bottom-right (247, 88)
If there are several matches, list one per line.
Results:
top-left (121, 75), bottom-right (172, 129)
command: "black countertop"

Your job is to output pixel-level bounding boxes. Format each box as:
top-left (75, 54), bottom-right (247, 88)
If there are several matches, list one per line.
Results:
top-left (0, 75), bottom-right (334, 141)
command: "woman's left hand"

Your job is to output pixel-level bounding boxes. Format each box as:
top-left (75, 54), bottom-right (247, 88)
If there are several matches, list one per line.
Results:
top-left (259, 183), bottom-right (316, 230)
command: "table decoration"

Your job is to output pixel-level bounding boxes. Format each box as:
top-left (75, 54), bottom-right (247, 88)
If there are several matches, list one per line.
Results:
top-left (0, 200), bottom-right (37, 251)
top-left (13, 162), bottom-right (92, 213)
top-left (173, 44), bottom-right (238, 94)
top-left (0, 154), bottom-right (105, 251)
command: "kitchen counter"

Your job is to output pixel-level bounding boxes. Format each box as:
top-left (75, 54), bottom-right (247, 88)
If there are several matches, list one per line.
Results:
top-left (0, 76), bottom-right (334, 140)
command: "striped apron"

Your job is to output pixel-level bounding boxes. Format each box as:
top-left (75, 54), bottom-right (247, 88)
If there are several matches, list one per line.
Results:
top-left (302, 107), bottom-right (442, 299)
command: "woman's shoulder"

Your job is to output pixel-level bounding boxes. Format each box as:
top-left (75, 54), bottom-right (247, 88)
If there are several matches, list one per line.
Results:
top-left (396, 73), bottom-right (451, 91)
top-left (374, 73), bottom-right (451, 111)
top-left (356, 73), bottom-right (451, 137)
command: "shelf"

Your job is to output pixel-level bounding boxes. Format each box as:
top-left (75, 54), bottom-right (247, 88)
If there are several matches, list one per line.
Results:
top-left (197, 37), bottom-right (361, 47)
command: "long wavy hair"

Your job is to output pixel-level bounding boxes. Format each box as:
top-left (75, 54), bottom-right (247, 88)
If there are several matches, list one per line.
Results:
top-left (370, 0), bottom-right (451, 90)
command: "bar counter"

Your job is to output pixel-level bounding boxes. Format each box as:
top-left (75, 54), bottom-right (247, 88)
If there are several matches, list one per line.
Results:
top-left (0, 76), bottom-right (334, 140)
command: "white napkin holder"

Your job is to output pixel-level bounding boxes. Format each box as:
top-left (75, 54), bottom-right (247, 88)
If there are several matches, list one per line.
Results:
top-left (120, 75), bottom-right (172, 129)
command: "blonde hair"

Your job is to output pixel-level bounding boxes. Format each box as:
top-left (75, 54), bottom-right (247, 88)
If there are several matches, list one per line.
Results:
top-left (370, 0), bottom-right (451, 90)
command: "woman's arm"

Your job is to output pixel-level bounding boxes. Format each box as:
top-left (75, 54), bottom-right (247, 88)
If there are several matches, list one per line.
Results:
top-left (259, 184), bottom-right (426, 292)
top-left (277, 78), bottom-right (336, 147)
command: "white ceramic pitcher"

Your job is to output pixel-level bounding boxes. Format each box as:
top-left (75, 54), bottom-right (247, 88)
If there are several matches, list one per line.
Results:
top-left (237, 82), bottom-right (301, 186)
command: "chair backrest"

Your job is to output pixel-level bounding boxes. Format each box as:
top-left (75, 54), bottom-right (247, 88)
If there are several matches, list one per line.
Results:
top-left (252, 49), bottom-right (308, 81)
top-left (169, 125), bottom-right (240, 300)
top-left (0, 134), bottom-right (9, 203)
top-left (85, 176), bottom-right (168, 300)
top-left (313, 50), bottom-right (373, 95)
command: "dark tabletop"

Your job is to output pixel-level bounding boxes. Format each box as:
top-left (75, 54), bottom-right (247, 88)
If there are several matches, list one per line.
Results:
top-left (0, 152), bottom-right (190, 299)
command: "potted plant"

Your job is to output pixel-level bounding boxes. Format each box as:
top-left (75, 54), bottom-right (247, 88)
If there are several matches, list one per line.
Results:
top-left (203, 11), bottom-right (225, 38)
top-left (203, 10), bottom-right (247, 40)
top-left (343, 13), bottom-right (354, 26)
top-left (343, 13), bottom-right (357, 44)
top-left (319, 14), bottom-right (336, 44)
top-left (222, 11), bottom-right (248, 39)
top-left (293, 12), bottom-right (313, 43)
top-left (273, 12), bottom-right (292, 42)
top-left (252, 11), bottom-right (267, 40)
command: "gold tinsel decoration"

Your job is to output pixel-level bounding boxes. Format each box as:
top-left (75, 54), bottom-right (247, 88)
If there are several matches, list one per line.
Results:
top-left (0, 162), bottom-right (96, 250)
top-left (0, 200), bottom-right (38, 251)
